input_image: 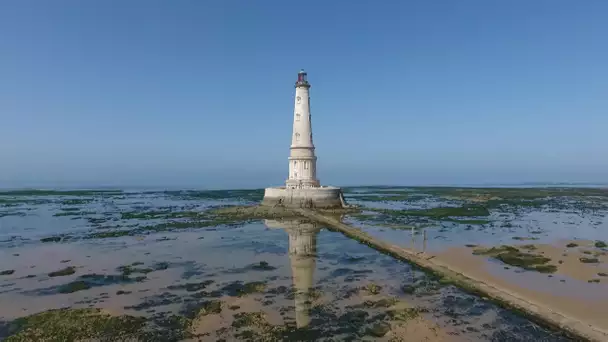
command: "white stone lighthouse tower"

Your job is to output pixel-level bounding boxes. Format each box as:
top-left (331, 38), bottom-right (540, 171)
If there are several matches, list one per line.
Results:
top-left (286, 70), bottom-right (320, 189)
top-left (262, 70), bottom-right (346, 209)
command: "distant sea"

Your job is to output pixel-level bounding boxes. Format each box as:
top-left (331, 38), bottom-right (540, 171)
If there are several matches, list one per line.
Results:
top-left (0, 182), bottom-right (607, 191)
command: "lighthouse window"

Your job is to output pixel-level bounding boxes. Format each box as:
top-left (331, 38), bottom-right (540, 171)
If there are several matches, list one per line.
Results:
top-left (296, 96), bottom-right (301, 104)
top-left (295, 133), bottom-right (300, 141)
top-left (295, 113), bottom-right (300, 121)
top-left (304, 162), bottom-right (308, 169)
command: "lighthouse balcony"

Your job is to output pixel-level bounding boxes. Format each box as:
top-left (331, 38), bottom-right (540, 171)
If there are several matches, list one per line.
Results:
top-left (294, 81), bottom-right (311, 88)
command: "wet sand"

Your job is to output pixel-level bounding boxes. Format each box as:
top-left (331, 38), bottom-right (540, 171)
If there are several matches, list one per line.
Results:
top-left (529, 240), bottom-right (608, 282)
top-left (435, 244), bottom-right (608, 332)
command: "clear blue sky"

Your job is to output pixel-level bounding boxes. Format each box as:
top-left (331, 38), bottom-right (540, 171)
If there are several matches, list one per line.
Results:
top-left (1, 1), bottom-right (607, 189)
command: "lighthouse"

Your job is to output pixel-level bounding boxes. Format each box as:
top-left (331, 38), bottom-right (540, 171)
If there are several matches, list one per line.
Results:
top-left (262, 70), bottom-right (346, 209)
top-left (286, 70), bottom-right (320, 189)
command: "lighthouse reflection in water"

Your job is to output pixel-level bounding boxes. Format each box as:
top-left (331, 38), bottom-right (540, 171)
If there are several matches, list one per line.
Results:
top-left (264, 219), bottom-right (320, 328)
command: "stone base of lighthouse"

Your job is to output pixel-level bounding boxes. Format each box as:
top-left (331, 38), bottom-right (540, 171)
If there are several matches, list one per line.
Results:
top-left (262, 186), bottom-right (346, 209)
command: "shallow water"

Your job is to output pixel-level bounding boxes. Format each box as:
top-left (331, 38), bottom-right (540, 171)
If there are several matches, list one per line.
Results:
top-left (0, 189), bottom-right (569, 340)
top-left (343, 186), bottom-right (608, 332)
top-left (343, 186), bottom-right (608, 251)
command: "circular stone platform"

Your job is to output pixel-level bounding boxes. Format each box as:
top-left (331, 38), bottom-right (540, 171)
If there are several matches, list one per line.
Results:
top-left (261, 186), bottom-right (345, 209)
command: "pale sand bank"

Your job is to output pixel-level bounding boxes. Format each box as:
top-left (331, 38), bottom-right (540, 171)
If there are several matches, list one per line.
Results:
top-left (435, 242), bottom-right (608, 332)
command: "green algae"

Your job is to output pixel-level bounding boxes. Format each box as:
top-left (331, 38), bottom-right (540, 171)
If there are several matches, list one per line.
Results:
top-left (94, 206), bottom-right (309, 238)
top-left (512, 236), bottom-right (540, 241)
top-left (116, 261), bottom-right (168, 275)
top-left (0, 198), bottom-right (35, 205)
top-left (416, 186), bottom-right (608, 201)
top-left (58, 281), bottom-right (91, 294)
top-left (520, 244), bottom-right (537, 250)
top-left (0, 212), bottom-right (26, 218)
top-left (56, 273), bottom-right (146, 294)
top-left (87, 230), bottom-right (131, 239)
top-left (154, 262), bottom-right (170, 271)
top-left (376, 222), bottom-right (419, 231)
top-left (376, 186), bottom-right (608, 213)
top-left (566, 242), bottom-right (578, 248)
top-left (386, 307), bottom-right (422, 321)
top-left (579, 257), bottom-right (600, 264)
top-left (237, 282), bottom-right (267, 296)
top-left (250, 261), bottom-right (276, 271)
top-left (1, 270), bottom-right (15, 276)
top-left (348, 212), bottom-right (379, 222)
top-left (362, 283), bottom-right (382, 295)
top-left (0, 190), bottom-right (122, 196)
top-left (473, 245), bottom-right (557, 273)
top-left (53, 211), bottom-right (95, 217)
top-left (595, 240), bottom-right (607, 248)
top-left (3, 308), bottom-right (145, 342)
top-left (219, 281), bottom-right (267, 297)
top-left (159, 189), bottom-right (264, 202)
top-left (362, 297), bottom-right (398, 308)
top-left (167, 280), bottom-right (214, 292)
top-left (379, 205), bottom-right (490, 219)
top-left (48, 267), bottom-right (76, 277)
top-left (40, 236), bottom-right (63, 243)
top-left (208, 205), bottom-right (307, 221)
top-left (139, 218), bottom-right (242, 232)
top-left (444, 218), bottom-right (491, 225)
top-left (181, 300), bottom-right (222, 319)
top-left (351, 194), bottom-right (410, 202)
top-left (39, 205), bottom-right (338, 242)
top-left (120, 210), bottom-right (204, 220)
top-left (62, 198), bottom-right (94, 205)
top-left (400, 284), bottom-right (416, 294)
top-left (117, 265), bottom-right (154, 276)
top-left (366, 322), bottom-right (391, 337)
top-left (232, 312), bottom-right (267, 329)
top-left (59, 207), bottom-right (80, 212)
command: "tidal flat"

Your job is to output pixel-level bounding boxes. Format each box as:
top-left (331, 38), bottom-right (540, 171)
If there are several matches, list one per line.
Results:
top-left (0, 188), bottom-right (591, 340)
top-left (344, 186), bottom-right (608, 334)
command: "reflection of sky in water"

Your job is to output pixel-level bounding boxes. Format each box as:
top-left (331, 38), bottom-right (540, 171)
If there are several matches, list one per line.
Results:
top-left (348, 208), bottom-right (608, 253)
top-left (344, 187), bottom-right (608, 249)
top-left (347, 197), bottom-right (461, 211)
top-left (0, 192), bottom-right (251, 246)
